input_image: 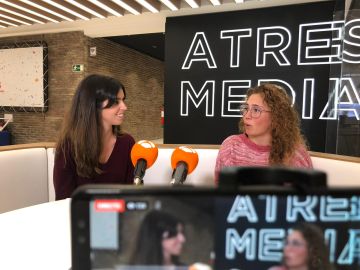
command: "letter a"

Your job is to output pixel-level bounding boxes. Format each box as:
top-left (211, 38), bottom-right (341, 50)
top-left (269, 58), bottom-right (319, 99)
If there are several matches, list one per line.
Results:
top-left (227, 195), bottom-right (258, 223)
top-left (182, 32), bottom-right (217, 69)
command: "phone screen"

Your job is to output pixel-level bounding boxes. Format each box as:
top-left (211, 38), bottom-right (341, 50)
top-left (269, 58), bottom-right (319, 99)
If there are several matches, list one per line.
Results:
top-left (72, 186), bottom-right (360, 270)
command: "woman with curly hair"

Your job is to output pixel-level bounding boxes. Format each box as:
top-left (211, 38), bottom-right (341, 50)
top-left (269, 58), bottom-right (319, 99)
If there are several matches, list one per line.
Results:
top-left (269, 223), bottom-right (333, 270)
top-left (214, 83), bottom-right (312, 183)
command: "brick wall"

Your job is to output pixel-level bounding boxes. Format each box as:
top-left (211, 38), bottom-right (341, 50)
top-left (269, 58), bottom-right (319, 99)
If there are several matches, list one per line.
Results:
top-left (86, 37), bottom-right (164, 141)
top-left (0, 31), bottom-right (164, 144)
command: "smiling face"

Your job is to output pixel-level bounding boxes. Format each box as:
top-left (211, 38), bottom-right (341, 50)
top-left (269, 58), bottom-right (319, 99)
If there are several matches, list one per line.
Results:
top-left (243, 93), bottom-right (272, 146)
top-left (101, 89), bottom-right (127, 130)
top-left (283, 230), bottom-right (309, 270)
top-left (162, 224), bottom-right (186, 258)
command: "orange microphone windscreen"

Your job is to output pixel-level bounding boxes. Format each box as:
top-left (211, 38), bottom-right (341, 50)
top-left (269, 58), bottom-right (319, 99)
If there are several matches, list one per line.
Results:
top-left (131, 140), bottom-right (158, 168)
top-left (171, 146), bottom-right (199, 174)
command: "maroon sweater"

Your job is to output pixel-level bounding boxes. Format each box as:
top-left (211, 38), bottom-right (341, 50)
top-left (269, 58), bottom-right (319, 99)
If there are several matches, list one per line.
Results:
top-left (53, 134), bottom-right (135, 200)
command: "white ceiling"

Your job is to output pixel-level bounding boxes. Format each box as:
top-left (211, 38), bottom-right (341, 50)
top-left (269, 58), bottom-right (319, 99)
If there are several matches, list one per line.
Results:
top-left (0, 0), bottom-right (326, 38)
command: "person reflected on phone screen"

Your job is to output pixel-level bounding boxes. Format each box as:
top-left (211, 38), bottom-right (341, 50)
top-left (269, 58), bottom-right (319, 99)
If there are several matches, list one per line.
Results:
top-left (268, 223), bottom-right (333, 270)
top-left (129, 210), bottom-right (186, 269)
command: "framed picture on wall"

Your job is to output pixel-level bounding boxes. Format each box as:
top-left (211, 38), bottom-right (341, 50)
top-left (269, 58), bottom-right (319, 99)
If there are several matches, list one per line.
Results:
top-left (0, 41), bottom-right (48, 112)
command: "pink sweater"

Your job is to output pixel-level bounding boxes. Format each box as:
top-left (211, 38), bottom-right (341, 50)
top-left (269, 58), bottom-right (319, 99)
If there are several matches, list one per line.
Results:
top-left (215, 134), bottom-right (313, 183)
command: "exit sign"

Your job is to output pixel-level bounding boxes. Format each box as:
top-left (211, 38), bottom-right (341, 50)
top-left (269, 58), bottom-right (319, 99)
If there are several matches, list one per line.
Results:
top-left (72, 64), bottom-right (84, 72)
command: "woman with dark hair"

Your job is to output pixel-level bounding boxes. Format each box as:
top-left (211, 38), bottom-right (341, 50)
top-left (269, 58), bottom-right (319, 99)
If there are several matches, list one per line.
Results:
top-left (215, 83), bottom-right (312, 182)
top-left (130, 210), bottom-right (186, 267)
top-left (269, 223), bottom-right (333, 270)
top-left (53, 74), bottom-right (135, 200)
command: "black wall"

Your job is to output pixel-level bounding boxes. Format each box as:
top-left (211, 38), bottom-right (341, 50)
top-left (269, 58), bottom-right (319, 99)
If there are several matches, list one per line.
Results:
top-left (164, 1), bottom-right (355, 153)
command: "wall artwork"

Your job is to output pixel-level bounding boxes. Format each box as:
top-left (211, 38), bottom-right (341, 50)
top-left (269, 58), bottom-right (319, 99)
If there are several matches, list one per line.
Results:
top-left (0, 41), bottom-right (48, 112)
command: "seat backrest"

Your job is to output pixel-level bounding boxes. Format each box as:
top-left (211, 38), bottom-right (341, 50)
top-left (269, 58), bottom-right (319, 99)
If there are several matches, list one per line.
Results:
top-left (311, 156), bottom-right (360, 187)
top-left (47, 148), bottom-right (56, 201)
top-left (45, 146), bottom-right (360, 202)
top-left (143, 148), bottom-right (218, 186)
top-left (0, 148), bottom-right (49, 213)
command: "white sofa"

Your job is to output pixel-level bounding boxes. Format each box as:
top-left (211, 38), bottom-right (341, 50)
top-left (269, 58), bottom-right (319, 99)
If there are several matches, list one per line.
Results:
top-left (1, 143), bottom-right (360, 213)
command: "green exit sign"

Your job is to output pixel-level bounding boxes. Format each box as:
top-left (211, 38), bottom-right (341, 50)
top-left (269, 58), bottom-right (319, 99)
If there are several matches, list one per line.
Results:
top-left (72, 64), bottom-right (84, 72)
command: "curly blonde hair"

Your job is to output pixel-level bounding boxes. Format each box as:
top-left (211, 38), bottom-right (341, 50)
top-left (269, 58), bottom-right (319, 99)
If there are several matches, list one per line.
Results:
top-left (239, 83), bottom-right (307, 165)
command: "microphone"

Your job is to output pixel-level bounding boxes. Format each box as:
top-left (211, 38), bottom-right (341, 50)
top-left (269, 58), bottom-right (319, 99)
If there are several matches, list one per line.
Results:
top-left (170, 146), bottom-right (199, 185)
top-left (130, 140), bottom-right (158, 185)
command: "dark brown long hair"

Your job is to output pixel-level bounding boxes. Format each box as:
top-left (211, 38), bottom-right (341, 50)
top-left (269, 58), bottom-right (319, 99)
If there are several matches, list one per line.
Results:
top-left (239, 83), bottom-right (307, 165)
top-left (56, 74), bottom-right (126, 178)
top-left (130, 210), bottom-right (184, 266)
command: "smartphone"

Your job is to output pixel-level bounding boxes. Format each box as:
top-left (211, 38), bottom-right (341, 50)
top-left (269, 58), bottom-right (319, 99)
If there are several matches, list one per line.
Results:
top-left (71, 185), bottom-right (360, 270)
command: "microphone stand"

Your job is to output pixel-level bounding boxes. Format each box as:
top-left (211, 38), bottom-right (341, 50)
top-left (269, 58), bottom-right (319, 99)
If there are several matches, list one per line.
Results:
top-left (134, 159), bottom-right (147, 185)
top-left (170, 161), bottom-right (188, 185)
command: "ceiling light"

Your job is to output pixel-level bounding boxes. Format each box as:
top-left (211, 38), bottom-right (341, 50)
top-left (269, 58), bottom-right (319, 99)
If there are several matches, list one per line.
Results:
top-left (2, 0), bottom-right (59, 23)
top-left (20, 0), bottom-right (73, 21)
top-left (65, 0), bottom-right (105, 19)
top-left (0, 19), bottom-right (18, 27)
top-left (0, 14), bottom-right (31, 25)
top-left (89, 0), bottom-right (123, 16)
top-left (135, 0), bottom-right (159, 13)
top-left (43, 0), bottom-right (90, 20)
top-left (111, 0), bottom-right (141, 15)
top-left (209, 0), bottom-right (221, 5)
top-left (159, 0), bottom-right (179, 11)
top-left (184, 0), bottom-right (200, 8)
top-left (235, 0), bottom-right (244, 3)
top-left (0, 7), bottom-right (44, 24)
